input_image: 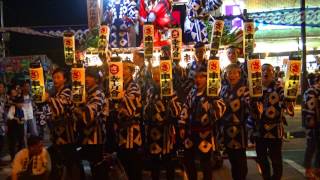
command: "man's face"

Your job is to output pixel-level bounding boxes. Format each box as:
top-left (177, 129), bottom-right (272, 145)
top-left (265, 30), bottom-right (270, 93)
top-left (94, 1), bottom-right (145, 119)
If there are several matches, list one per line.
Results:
top-left (53, 72), bottom-right (66, 89)
top-left (195, 74), bottom-right (206, 90)
top-left (85, 76), bottom-right (96, 89)
top-left (23, 83), bottom-right (30, 93)
top-left (262, 65), bottom-right (275, 85)
top-left (195, 47), bottom-right (205, 62)
top-left (29, 142), bottom-right (43, 156)
top-left (227, 48), bottom-right (238, 63)
top-left (133, 53), bottom-right (144, 68)
top-left (227, 69), bottom-right (241, 86)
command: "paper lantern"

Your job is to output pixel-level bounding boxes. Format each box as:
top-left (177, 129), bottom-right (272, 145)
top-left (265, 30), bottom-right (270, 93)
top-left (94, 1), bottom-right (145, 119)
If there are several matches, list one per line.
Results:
top-left (71, 64), bottom-right (86, 104)
top-left (63, 32), bottom-right (76, 65)
top-left (109, 58), bottom-right (124, 100)
top-left (29, 62), bottom-right (45, 103)
top-left (143, 23), bottom-right (154, 60)
top-left (247, 58), bottom-right (263, 97)
top-left (284, 57), bottom-right (301, 99)
top-left (207, 58), bottom-right (221, 97)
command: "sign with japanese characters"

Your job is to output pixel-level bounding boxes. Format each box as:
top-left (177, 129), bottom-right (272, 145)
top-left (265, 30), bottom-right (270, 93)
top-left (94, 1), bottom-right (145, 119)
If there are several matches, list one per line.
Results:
top-left (207, 59), bottom-right (221, 97)
top-left (71, 67), bottom-right (86, 103)
top-left (63, 32), bottom-right (76, 65)
top-left (87, 0), bottom-right (101, 30)
top-left (109, 61), bottom-right (124, 99)
top-left (247, 59), bottom-right (263, 97)
top-left (160, 60), bottom-right (173, 97)
top-left (210, 19), bottom-right (224, 56)
top-left (98, 25), bottom-right (110, 62)
top-left (143, 24), bottom-right (154, 59)
top-left (284, 59), bottom-right (301, 99)
top-left (170, 28), bottom-right (182, 61)
top-left (29, 65), bottom-right (45, 103)
top-left (243, 20), bottom-right (255, 55)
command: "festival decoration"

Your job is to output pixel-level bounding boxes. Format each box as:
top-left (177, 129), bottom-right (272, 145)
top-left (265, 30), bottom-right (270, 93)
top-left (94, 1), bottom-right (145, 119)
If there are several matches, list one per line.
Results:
top-left (210, 19), bottom-right (224, 56)
top-left (170, 28), bottom-right (182, 62)
top-left (243, 19), bottom-right (255, 56)
top-left (160, 46), bottom-right (173, 97)
top-left (284, 56), bottom-right (301, 99)
top-left (247, 58), bottom-right (263, 97)
top-left (109, 57), bottom-right (124, 99)
top-left (98, 25), bottom-right (110, 62)
top-left (87, 0), bottom-right (101, 30)
top-left (186, 0), bottom-right (223, 43)
top-left (207, 59), bottom-right (221, 97)
top-left (71, 63), bottom-right (86, 104)
top-left (143, 23), bottom-right (154, 60)
top-left (29, 62), bottom-right (45, 103)
top-left (63, 32), bottom-right (76, 65)
top-left (106, 0), bottom-right (137, 48)
top-left (139, 0), bottom-right (172, 47)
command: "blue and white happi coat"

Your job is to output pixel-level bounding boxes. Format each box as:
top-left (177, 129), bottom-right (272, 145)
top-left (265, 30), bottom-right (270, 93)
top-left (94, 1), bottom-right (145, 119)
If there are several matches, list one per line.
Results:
top-left (107, 0), bottom-right (137, 48)
top-left (303, 85), bottom-right (320, 139)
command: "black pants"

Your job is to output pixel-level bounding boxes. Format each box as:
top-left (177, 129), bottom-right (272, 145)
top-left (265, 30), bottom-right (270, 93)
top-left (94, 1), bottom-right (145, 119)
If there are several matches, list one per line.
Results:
top-left (226, 148), bottom-right (248, 180)
top-left (118, 149), bottom-right (143, 180)
top-left (48, 144), bottom-right (84, 180)
top-left (183, 148), bottom-right (212, 180)
top-left (79, 145), bottom-right (106, 179)
top-left (150, 154), bottom-right (175, 180)
top-left (0, 135), bottom-right (4, 158)
top-left (7, 120), bottom-right (25, 160)
top-left (255, 138), bottom-right (283, 180)
top-left (304, 132), bottom-right (320, 169)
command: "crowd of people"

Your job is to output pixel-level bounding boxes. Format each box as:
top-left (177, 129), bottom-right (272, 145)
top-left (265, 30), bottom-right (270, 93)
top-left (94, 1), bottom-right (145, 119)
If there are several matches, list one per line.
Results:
top-left (0, 43), bottom-right (319, 180)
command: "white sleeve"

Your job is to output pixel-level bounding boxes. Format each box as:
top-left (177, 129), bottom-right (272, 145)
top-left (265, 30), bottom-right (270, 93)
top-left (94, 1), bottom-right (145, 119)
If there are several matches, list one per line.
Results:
top-left (7, 106), bottom-right (15, 120)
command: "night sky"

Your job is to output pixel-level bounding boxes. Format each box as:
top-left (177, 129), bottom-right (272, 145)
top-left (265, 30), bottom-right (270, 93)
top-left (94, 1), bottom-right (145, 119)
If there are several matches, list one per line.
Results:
top-left (3, 0), bottom-right (88, 66)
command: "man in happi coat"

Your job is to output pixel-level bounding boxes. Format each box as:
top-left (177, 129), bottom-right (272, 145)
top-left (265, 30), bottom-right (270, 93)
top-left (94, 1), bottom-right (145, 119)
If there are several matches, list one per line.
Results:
top-left (73, 67), bottom-right (107, 179)
top-left (219, 63), bottom-right (262, 180)
top-left (179, 64), bottom-right (226, 180)
top-left (110, 60), bottom-right (143, 180)
top-left (144, 66), bottom-right (182, 180)
top-left (302, 73), bottom-right (320, 178)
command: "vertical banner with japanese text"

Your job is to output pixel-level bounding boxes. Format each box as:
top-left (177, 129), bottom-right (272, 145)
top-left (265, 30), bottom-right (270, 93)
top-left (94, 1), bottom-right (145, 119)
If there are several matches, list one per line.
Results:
top-left (160, 60), bottom-right (173, 97)
top-left (247, 59), bottom-right (263, 97)
top-left (87, 0), bottom-right (101, 30)
top-left (170, 28), bottom-right (182, 61)
top-left (109, 61), bottom-right (124, 99)
top-left (98, 25), bottom-right (110, 62)
top-left (143, 24), bottom-right (154, 59)
top-left (210, 19), bottom-right (224, 56)
top-left (243, 20), bottom-right (255, 56)
top-left (29, 64), bottom-right (45, 103)
top-left (71, 66), bottom-right (86, 104)
top-left (63, 32), bottom-right (76, 65)
top-left (207, 59), bottom-right (221, 97)
top-left (284, 59), bottom-right (301, 99)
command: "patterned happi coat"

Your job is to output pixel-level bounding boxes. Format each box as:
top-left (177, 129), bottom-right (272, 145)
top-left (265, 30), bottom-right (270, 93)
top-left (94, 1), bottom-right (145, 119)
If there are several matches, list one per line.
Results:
top-left (0, 94), bottom-right (6, 137)
top-left (76, 85), bottom-right (106, 145)
top-left (48, 86), bottom-right (75, 145)
top-left (303, 85), bottom-right (320, 139)
top-left (180, 88), bottom-right (226, 154)
top-left (107, 0), bottom-right (137, 48)
top-left (144, 85), bottom-right (181, 155)
top-left (187, 0), bottom-right (222, 43)
top-left (111, 80), bottom-right (143, 150)
top-left (220, 83), bottom-right (252, 149)
top-left (34, 103), bottom-right (52, 138)
top-left (254, 81), bottom-right (294, 139)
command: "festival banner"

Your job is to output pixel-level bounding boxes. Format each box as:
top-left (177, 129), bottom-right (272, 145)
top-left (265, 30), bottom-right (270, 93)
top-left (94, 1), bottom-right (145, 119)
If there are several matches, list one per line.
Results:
top-left (71, 66), bottom-right (86, 104)
top-left (284, 58), bottom-right (301, 99)
top-left (243, 19), bottom-right (255, 56)
top-left (210, 19), bottom-right (224, 56)
top-left (87, 0), bottom-right (101, 30)
top-left (207, 59), bottom-right (221, 97)
top-left (143, 23), bottom-right (154, 59)
top-left (160, 60), bottom-right (173, 97)
top-left (170, 28), bottom-right (182, 61)
top-left (29, 63), bottom-right (45, 103)
top-left (63, 32), bottom-right (76, 65)
top-left (247, 59), bottom-right (263, 97)
top-left (109, 61), bottom-right (124, 99)
top-left (98, 25), bottom-right (110, 62)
